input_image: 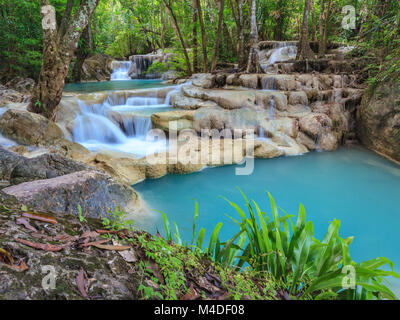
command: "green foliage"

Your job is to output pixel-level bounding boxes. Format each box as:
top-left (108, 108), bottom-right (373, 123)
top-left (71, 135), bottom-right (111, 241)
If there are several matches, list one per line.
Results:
top-left (101, 206), bottom-right (135, 232)
top-left (161, 191), bottom-right (400, 300)
top-left (77, 204), bottom-right (87, 223)
top-left (0, 0), bottom-right (43, 80)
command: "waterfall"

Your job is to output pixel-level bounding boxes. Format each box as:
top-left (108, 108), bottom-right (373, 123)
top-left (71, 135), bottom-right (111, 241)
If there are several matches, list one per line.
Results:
top-left (73, 113), bottom-right (128, 144)
top-left (262, 77), bottom-right (276, 90)
top-left (269, 97), bottom-right (275, 120)
top-left (315, 132), bottom-right (322, 152)
top-left (133, 117), bottom-right (152, 137)
top-left (260, 42), bottom-right (297, 72)
top-left (131, 55), bottom-right (159, 79)
top-left (111, 61), bottom-right (132, 81)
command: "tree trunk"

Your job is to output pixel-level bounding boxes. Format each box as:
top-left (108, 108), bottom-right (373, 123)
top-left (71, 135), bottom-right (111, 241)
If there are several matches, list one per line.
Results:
top-left (72, 24), bottom-right (92, 83)
top-left (296, 0), bottom-right (315, 60)
top-left (318, 0), bottom-right (326, 56)
top-left (246, 0), bottom-right (260, 73)
top-left (28, 0), bottom-right (100, 120)
top-left (195, 0), bottom-right (209, 72)
top-left (237, 0), bottom-right (246, 70)
top-left (211, 0), bottom-right (225, 71)
top-left (162, 0), bottom-right (192, 75)
top-left (311, 0), bottom-right (317, 42)
top-left (160, 2), bottom-right (166, 51)
top-left (192, 0), bottom-right (198, 72)
top-left (322, 0), bottom-right (333, 56)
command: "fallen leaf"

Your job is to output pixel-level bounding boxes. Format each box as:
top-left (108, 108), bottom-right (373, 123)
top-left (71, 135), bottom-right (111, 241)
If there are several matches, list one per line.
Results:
top-left (95, 229), bottom-right (119, 235)
top-left (76, 268), bottom-right (89, 300)
top-left (53, 234), bottom-right (78, 243)
top-left (12, 260), bottom-right (29, 272)
top-left (0, 248), bottom-right (14, 265)
top-left (114, 240), bottom-right (136, 262)
top-left (0, 248), bottom-right (29, 272)
top-left (16, 217), bottom-right (38, 232)
top-left (92, 243), bottom-right (131, 251)
top-left (81, 231), bottom-right (100, 239)
top-left (180, 284), bottom-right (201, 300)
top-left (22, 212), bottom-right (57, 224)
top-left (79, 239), bottom-right (111, 248)
top-left (15, 238), bottom-right (64, 252)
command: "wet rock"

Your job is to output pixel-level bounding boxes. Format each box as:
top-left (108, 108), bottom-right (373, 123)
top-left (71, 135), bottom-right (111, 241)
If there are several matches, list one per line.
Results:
top-left (357, 80), bottom-right (400, 162)
top-left (170, 91), bottom-right (219, 110)
top-left (299, 113), bottom-right (332, 139)
top-left (296, 132), bottom-right (316, 150)
top-left (2, 171), bottom-right (140, 218)
top-left (84, 152), bottom-right (146, 185)
top-left (151, 110), bottom-right (195, 133)
top-left (0, 109), bottom-right (64, 146)
top-left (254, 140), bottom-right (284, 158)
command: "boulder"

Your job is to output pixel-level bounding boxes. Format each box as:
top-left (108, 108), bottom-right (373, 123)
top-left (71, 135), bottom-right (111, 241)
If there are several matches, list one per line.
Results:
top-left (5, 77), bottom-right (35, 93)
top-left (0, 109), bottom-right (64, 146)
top-left (9, 153), bottom-right (95, 185)
top-left (0, 146), bottom-right (24, 182)
top-left (81, 54), bottom-right (113, 81)
top-left (357, 80), bottom-right (400, 162)
top-left (191, 73), bottom-right (216, 89)
top-left (2, 171), bottom-right (140, 218)
top-left (254, 140), bottom-right (284, 158)
top-left (299, 113), bottom-right (332, 139)
top-left (288, 91), bottom-right (308, 106)
top-left (239, 74), bottom-right (259, 89)
top-left (84, 152), bottom-right (146, 185)
top-left (170, 91), bottom-right (219, 110)
top-left (0, 77), bottom-right (34, 106)
top-left (151, 110), bottom-right (195, 133)
top-left (296, 132), bottom-right (316, 150)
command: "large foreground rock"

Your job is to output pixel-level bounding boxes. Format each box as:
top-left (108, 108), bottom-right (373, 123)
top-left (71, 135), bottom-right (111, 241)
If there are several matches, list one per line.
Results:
top-left (0, 205), bottom-right (140, 299)
top-left (9, 153), bottom-right (95, 185)
top-left (2, 171), bottom-right (139, 218)
top-left (357, 80), bottom-right (400, 162)
top-left (0, 109), bottom-right (64, 146)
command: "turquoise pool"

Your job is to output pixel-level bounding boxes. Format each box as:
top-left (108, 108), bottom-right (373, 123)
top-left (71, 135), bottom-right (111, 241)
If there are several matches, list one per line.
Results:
top-left (135, 146), bottom-right (400, 293)
top-left (64, 79), bottom-right (168, 93)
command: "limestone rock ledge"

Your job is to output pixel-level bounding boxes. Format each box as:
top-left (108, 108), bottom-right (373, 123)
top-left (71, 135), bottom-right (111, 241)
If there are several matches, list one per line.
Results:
top-left (357, 80), bottom-right (400, 162)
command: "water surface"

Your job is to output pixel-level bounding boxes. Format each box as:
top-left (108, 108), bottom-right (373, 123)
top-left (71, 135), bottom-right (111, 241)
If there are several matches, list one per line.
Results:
top-left (135, 146), bottom-right (400, 293)
top-left (64, 79), bottom-right (167, 93)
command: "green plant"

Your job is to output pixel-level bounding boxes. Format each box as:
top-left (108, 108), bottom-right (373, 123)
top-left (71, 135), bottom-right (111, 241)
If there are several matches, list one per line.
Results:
top-left (101, 206), bottom-right (134, 232)
top-left (77, 204), bottom-right (87, 223)
top-left (161, 191), bottom-right (400, 300)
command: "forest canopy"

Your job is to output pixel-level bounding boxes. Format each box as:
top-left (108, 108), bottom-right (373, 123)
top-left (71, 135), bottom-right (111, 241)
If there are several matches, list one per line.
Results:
top-left (0, 0), bottom-right (398, 81)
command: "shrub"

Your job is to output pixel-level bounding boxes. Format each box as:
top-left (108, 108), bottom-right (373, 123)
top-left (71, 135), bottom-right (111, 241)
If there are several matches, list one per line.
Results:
top-left (160, 191), bottom-right (400, 300)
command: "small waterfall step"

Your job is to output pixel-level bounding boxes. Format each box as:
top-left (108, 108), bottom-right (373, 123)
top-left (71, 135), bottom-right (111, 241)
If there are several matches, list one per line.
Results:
top-left (111, 61), bottom-right (132, 81)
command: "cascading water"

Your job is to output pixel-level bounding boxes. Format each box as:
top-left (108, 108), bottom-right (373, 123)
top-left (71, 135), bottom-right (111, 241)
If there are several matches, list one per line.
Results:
top-left (111, 61), bottom-right (132, 80)
top-left (260, 42), bottom-right (297, 73)
top-left (130, 56), bottom-right (160, 79)
top-left (269, 97), bottom-right (275, 119)
top-left (164, 81), bottom-right (191, 105)
top-left (72, 93), bottom-right (170, 156)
